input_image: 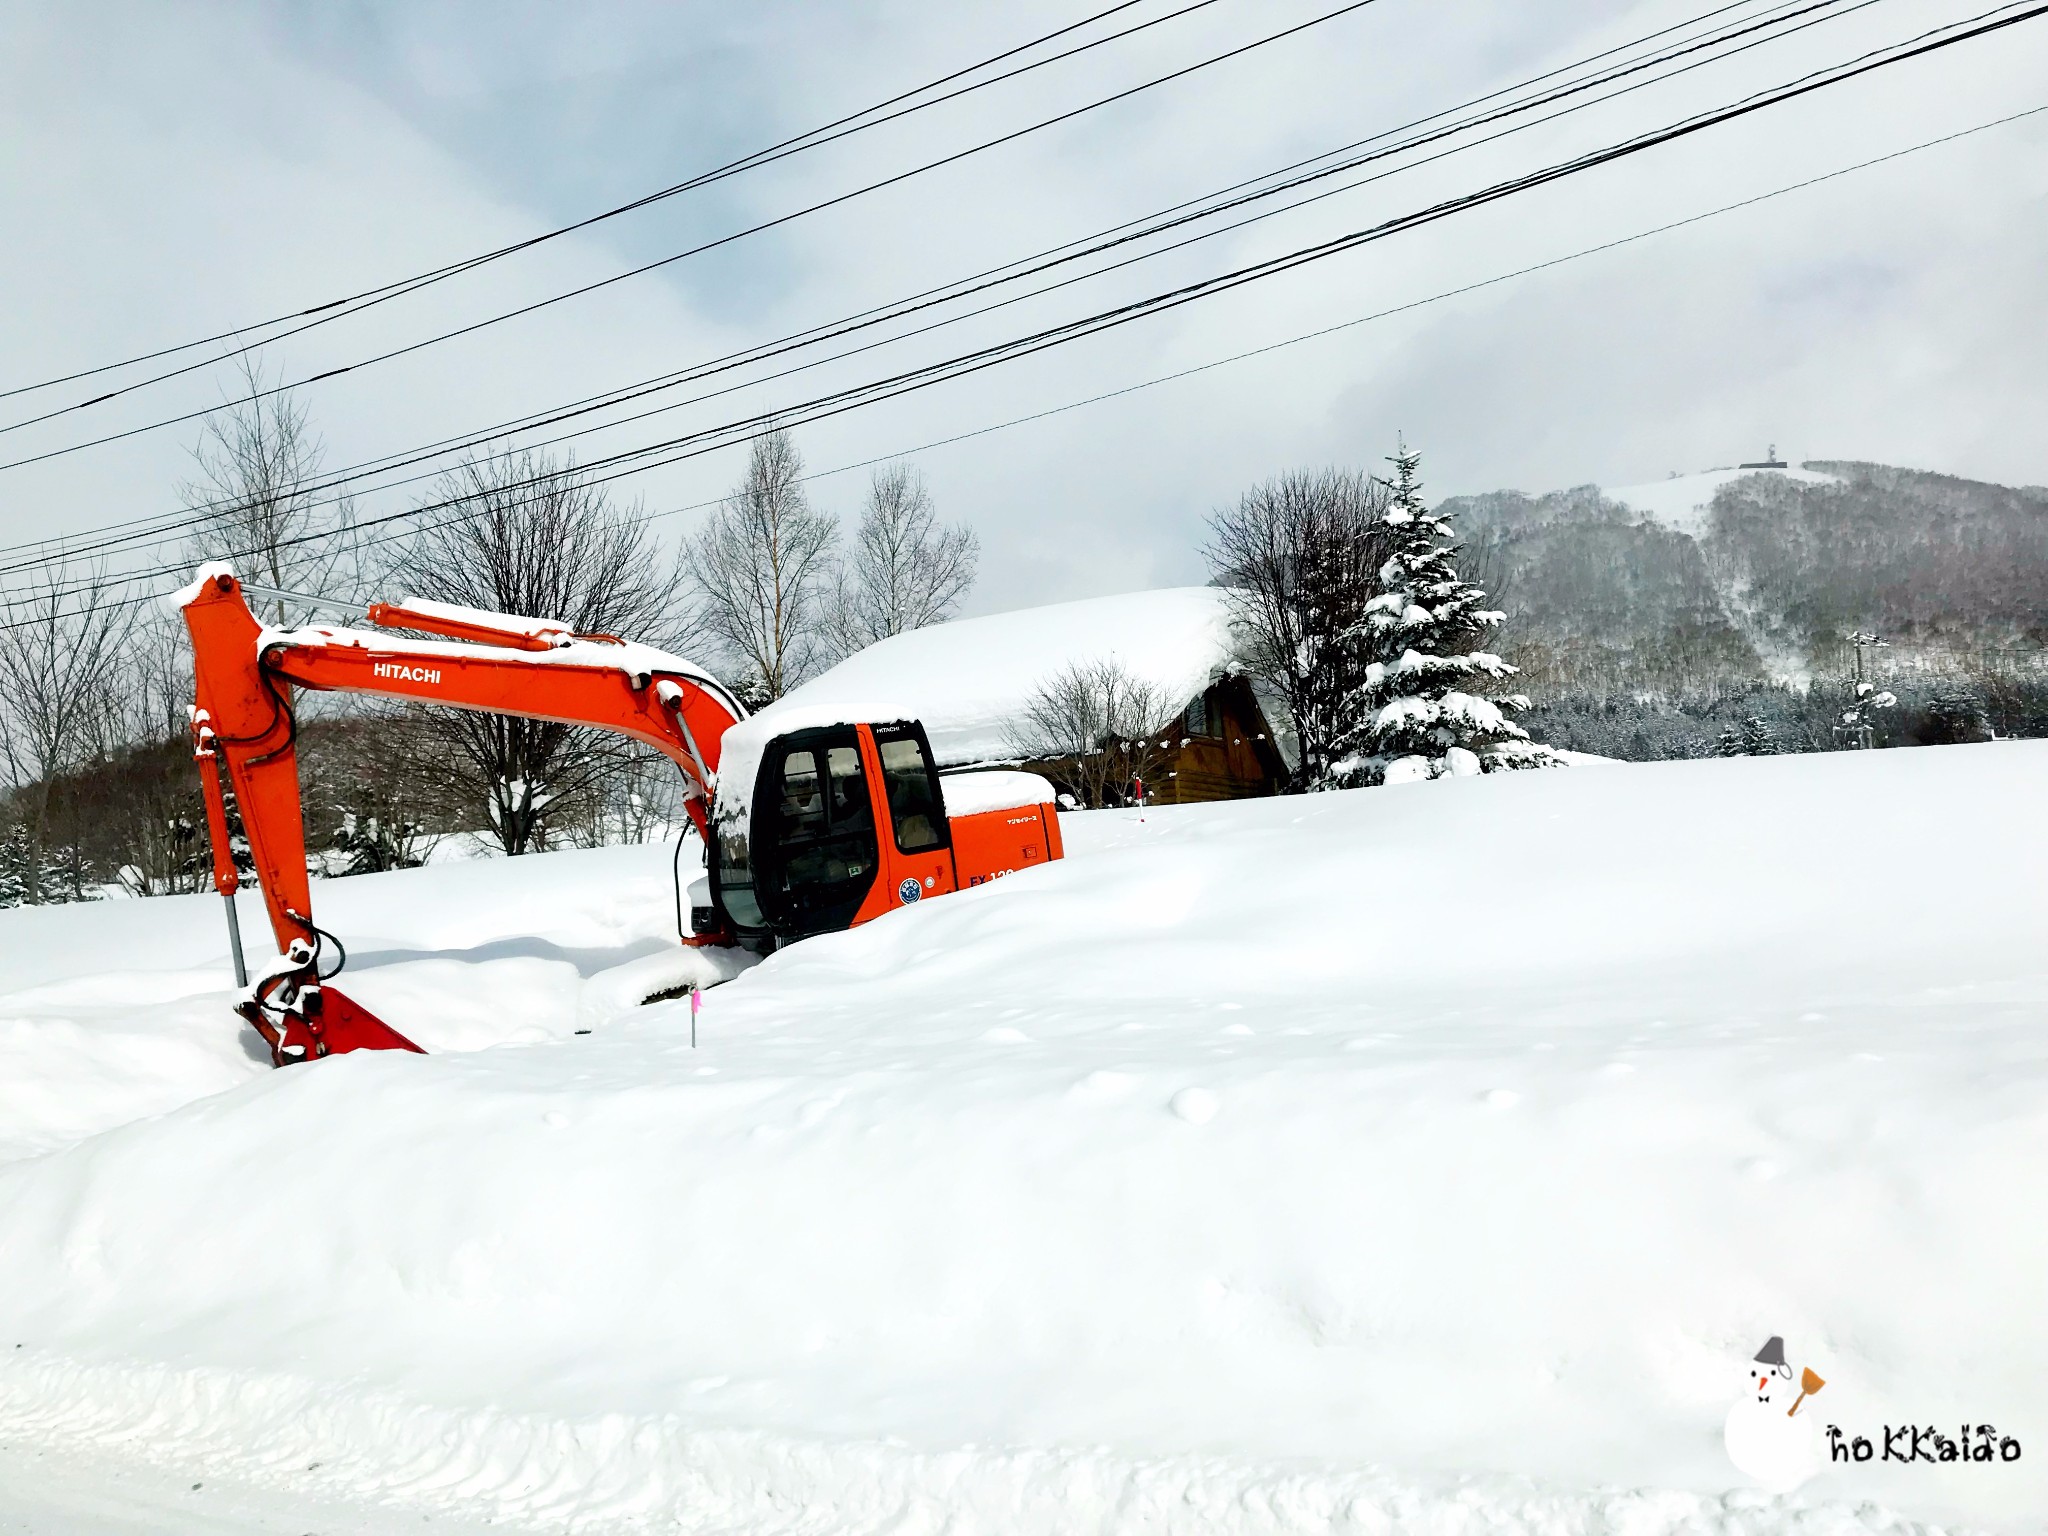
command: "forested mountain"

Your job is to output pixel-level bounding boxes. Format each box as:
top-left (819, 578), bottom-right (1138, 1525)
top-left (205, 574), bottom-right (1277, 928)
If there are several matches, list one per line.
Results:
top-left (1443, 461), bottom-right (2048, 759)
top-left (1447, 460), bottom-right (2048, 692)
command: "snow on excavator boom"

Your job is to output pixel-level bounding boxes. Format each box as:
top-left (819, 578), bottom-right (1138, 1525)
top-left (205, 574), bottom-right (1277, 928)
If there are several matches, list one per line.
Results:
top-left (180, 567), bottom-right (1064, 1068)
top-left (181, 567), bottom-right (745, 1065)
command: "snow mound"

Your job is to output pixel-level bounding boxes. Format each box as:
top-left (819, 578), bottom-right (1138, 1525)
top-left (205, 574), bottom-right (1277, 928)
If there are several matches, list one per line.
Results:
top-left (0, 842), bottom-right (706, 1159)
top-left (1604, 466), bottom-right (1839, 536)
top-left (4, 746), bottom-right (2047, 1533)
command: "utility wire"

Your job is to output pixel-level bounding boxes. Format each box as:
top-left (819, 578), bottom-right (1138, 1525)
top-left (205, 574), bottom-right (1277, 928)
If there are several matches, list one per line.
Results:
top-left (6, 0), bottom-right (2042, 622)
top-left (5, 94), bottom-right (2040, 635)
top-left (0, 0), bottom-right (1381, 456)
top-left (0, 0), bottom-right (1861, 566)
top-left (231, 0), bottom-right (1872, 502)
top-left (299, 95), bottom-right (2048, 585)
top-left (0, 0), bottom-right (1799, 567)
top-left (0, 0), bottom-right (1185, 403)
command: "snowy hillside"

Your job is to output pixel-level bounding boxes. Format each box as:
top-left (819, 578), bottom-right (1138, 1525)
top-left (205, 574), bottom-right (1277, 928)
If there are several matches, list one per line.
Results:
top-left (1443, 460), bottom-right (2048, 691)
top-left (3, 745), bottom-right (2047, 1533)
top-left (1601, 465), bottom-right (1840, 536)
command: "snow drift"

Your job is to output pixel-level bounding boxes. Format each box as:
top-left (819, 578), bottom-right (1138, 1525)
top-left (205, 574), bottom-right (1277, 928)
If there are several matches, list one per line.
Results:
top-left (3, 744), bottom-right (2045, 1533)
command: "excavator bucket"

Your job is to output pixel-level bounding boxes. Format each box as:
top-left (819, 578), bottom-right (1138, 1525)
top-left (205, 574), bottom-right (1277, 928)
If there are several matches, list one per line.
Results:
top-left (239, 983), bottom-right (425, 1068)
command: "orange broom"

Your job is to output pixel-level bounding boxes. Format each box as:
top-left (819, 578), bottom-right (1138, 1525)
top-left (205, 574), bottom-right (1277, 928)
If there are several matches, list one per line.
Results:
top-left (1788, 1367), bottom-right (1826, 1417)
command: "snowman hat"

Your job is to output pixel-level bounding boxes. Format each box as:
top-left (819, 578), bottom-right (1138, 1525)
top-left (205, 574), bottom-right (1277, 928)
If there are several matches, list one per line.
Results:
top-left (1753, 1337), bottom-right (1788, 1368)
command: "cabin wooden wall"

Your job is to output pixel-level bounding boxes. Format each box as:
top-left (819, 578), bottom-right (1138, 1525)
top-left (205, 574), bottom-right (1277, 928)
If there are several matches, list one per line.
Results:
top-left (1160, 677), bottom-right (1286, 803)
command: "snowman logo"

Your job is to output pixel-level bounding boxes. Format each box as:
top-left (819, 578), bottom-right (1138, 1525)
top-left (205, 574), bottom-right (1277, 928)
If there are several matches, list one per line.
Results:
top-left (1724, 1336), bottom-right (1828, 1492)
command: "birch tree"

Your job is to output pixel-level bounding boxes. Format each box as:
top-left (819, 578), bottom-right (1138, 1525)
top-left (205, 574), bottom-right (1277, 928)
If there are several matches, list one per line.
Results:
top-left (685, 431), bottom-right (837, 702)
top-left (180, 357), bottom-right (356, 621)
top-left (0, 563), bottom-right (136, 899)
top-left (825, 463), bottom-right (977, 656)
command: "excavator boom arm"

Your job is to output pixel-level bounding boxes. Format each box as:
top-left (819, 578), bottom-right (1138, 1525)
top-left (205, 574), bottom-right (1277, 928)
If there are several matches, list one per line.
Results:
top-left (180, 568), bottom-right (744, 1061)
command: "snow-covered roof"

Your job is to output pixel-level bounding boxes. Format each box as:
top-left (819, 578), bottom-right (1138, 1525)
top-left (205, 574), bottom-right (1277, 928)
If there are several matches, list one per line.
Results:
top-left (762, 587), bottom-right (1243, 768)
top-left (1600, 466), bottom-right (1839, 537)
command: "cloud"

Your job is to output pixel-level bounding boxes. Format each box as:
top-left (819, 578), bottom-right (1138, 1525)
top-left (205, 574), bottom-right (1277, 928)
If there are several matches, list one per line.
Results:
top-left (3, 0), bottom-right (2044, 621)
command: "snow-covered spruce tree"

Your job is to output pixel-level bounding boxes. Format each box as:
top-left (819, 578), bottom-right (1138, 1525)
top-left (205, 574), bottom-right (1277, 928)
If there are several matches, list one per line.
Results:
top-left (1716, 715), bottom-right (1780, 757)
top-left (1328, 440), bottom-right (1555, 786)
top-left (0, 823), bottom-right (29, 907)
top-left (0, 821), bottom-right (95, 905)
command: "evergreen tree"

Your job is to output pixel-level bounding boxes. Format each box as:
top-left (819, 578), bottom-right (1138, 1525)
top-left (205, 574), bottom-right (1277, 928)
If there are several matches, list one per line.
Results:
top-left (1716, 715), bottom-right (1779, 757)
top-left (1331, 439), bottom-right (1555, 784)
top-left (1924, 683), bottom-right (1991, 744)
top-left (329, 810), bottom-right (427, 877)
top-left (0, 822), bottom-right (96, 905)
top-left (0, 824), bottom-right (29, 908)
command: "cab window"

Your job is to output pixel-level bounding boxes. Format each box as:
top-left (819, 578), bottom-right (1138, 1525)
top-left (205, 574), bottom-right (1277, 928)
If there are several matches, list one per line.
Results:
top-left (757, 729), bottom-right (881, 937)
top-left (714, 823), bottom-right (765, 930)
top-left (779, 750), bottom-right (828, 830)
top-left (874, 726), bottom-right (946, 853)
top-left (826, 745), bottom-right (870, 831)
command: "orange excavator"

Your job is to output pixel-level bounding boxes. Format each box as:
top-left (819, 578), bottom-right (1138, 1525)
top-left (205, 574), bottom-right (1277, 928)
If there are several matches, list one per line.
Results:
top-left (180, 566), bottom-right (1063, 1066)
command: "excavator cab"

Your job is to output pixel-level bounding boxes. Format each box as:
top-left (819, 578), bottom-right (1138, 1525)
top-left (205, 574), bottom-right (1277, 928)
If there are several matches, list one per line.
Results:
top-left (708, 719), bottom-right (1052, 951)
top-left (764, 728), bottom-right (890, 935)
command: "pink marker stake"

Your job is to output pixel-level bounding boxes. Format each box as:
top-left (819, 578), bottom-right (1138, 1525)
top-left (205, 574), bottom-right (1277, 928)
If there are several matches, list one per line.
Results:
top-left (690, 985), bottom-right (700, 1049)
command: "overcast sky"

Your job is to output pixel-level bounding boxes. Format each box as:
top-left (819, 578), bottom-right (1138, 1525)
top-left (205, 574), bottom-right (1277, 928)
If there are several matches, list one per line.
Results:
top-left (3, 0), bottom-right (2045, 616)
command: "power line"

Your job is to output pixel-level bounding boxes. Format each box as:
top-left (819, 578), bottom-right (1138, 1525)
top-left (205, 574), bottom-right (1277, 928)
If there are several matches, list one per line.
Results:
top-left (0, 0), bottom-right (1869, 569)
top-left (0, 0), bottom-right (1383, 458)
top-left (0, 0), bottom-right (1804, 568)
top-left (339, 100), bottom-right (2048, 572)
top-left (4, 93), bottom-right (2039, 637)
top-left (0, 0), bottom-right (1186, 404)
top-left (6, 0), bottom-right (2042, 626)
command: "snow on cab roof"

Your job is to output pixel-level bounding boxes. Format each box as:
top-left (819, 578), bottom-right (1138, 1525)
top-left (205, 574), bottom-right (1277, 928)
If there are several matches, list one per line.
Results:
top-left (763, 587), bottom-right (1240, 770)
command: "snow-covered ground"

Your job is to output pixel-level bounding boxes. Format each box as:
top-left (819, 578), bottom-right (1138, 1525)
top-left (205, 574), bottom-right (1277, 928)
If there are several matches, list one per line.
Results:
top-left (1603, 466), bottom-right (1840, 536)
top-left (3, 744), bottom-right (2045, 1534)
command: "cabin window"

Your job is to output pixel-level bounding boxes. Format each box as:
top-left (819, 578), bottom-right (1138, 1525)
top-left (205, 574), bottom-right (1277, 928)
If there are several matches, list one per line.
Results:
top-left (1185, 692), bottom-right (1217, 737)
top-left (825, 745), bottom-right (870, 832)
top-left (758, 729), bottom-right (880, 936)
top-left (778, 749), bottom-right (826, 836)
top-left (714, 821), bottom-right (764, 930)
top-left (873, 725), bottom-right (947, 853)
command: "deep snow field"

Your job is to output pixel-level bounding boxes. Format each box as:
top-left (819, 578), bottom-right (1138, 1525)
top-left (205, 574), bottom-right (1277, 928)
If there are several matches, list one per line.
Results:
top-left (3, 743), bottom-right (2045, 1535)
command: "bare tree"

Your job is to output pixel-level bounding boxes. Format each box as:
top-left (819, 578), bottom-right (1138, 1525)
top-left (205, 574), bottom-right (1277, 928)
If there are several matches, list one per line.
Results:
top-left (825, 463), bottom-right (978, 656)
top-left (0, 563), bottom-right (137, 899)
top-left (393, 448), bottom-right (680, 855)
top-left (1204, 468), bottom-right (1392, 790)
top-left (120, 604), bottom-right (195, 749)
top-left (180, 357), bottom-right (356, 622)
top-left (685, 431), bottom-right (838, 702)
top-left (1008, 658), bottom-right (1172, 809)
